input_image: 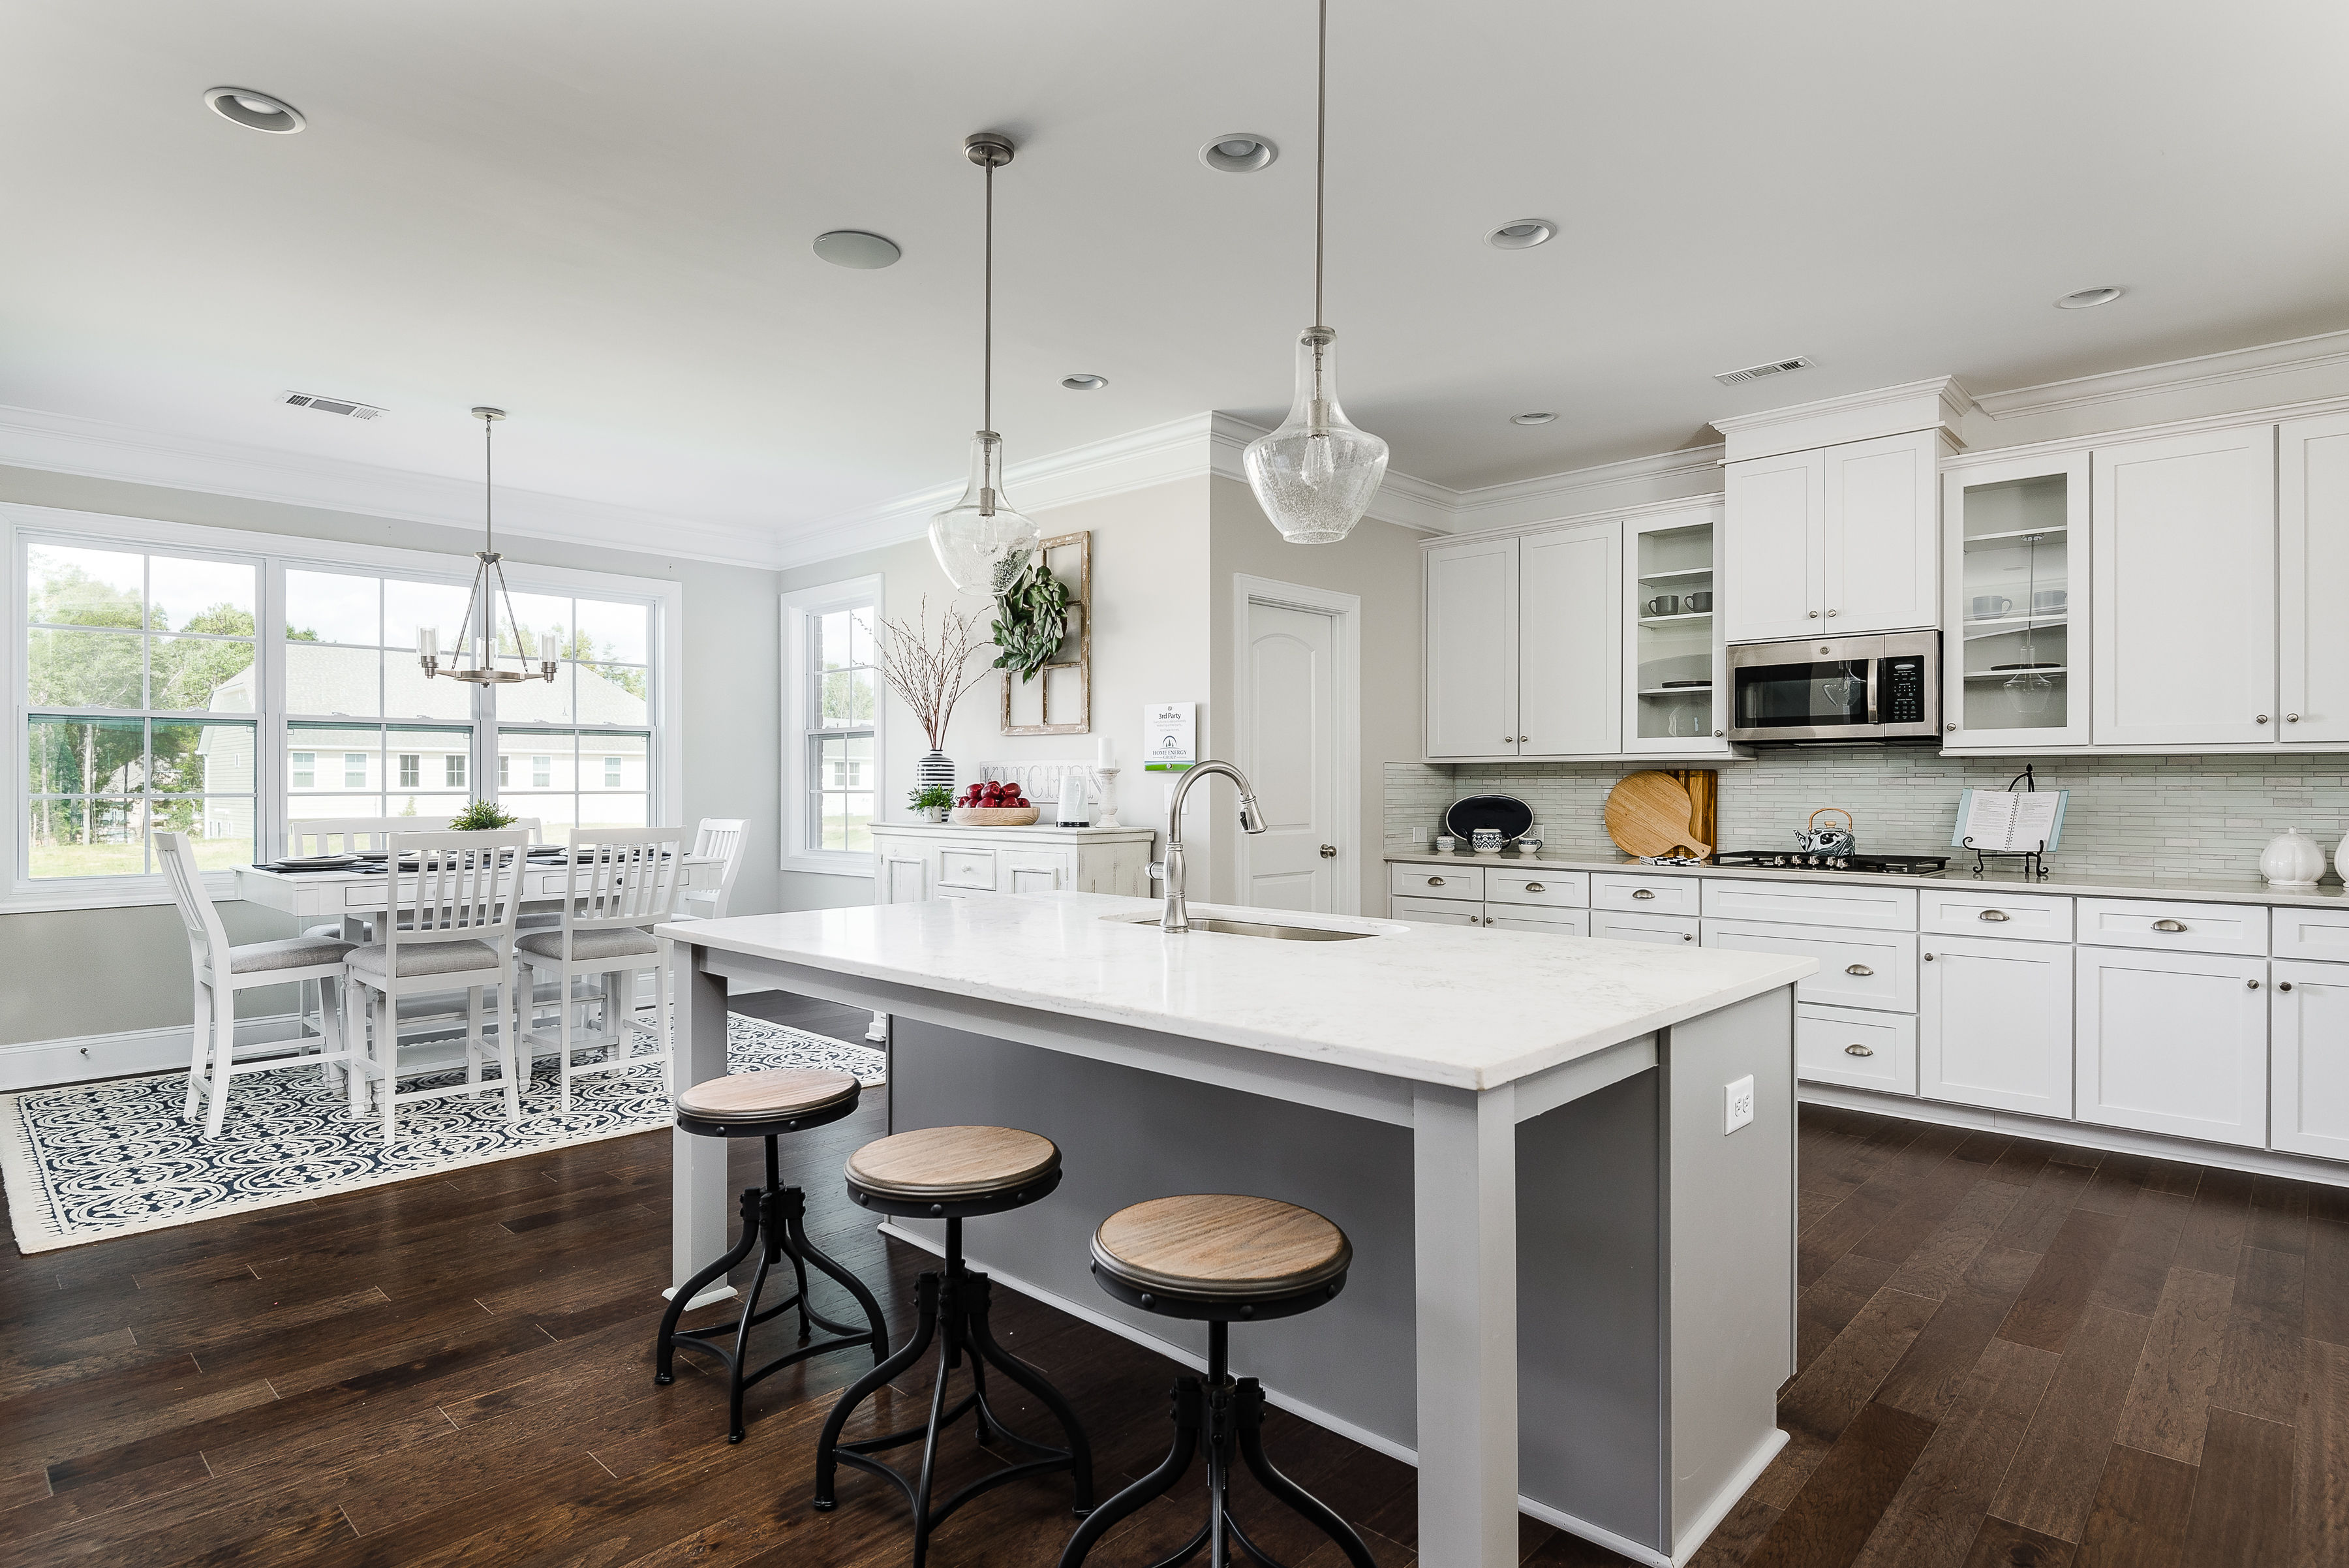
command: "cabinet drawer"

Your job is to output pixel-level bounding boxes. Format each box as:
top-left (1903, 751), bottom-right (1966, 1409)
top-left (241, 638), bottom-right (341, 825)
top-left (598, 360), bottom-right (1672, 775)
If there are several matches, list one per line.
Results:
top-left (2272, 906), bottom-right (2349, 962)
top-left (938, 848), bottom-right (998, 891)
top-left (1392, 894), bottom-right (1483, 927)
top-left (2076, 897), bottom-right (2269, 957)
top-left (1489, 908), bottom-right (1589, 938)
top-left (1001, 855), bottom-right (1067, 896)
top-left (1486, 869), bottom-right (1589, 910)
top-left (1591, 873), bottom-right (1700, 917)
top-left (1702, 879), bottom-right (1918, 930)
top-left (1918, 888), bottom-right (2072, 943)
top-left (1796, 1004), bottom-right (1917, 1094)
top-left (1390, 864), bottom-right (1484, 902)
top-left (1591, 910), bottom-right (1698, 946)
top-left (1704, 919), bottom-right (1917, 1012)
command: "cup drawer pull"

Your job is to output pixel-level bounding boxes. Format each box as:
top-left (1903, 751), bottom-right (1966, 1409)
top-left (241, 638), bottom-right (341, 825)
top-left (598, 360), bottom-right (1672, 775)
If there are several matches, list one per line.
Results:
top-left (1427, 876), bottom-right (1445, 886)
top-left (2152, 918), bottom-right (2187, 932)
top-left (1977, 909), bottom-right (2010, 922)
top-left (1524, 882), bottom-right (1544, 893)
top-left (1843, 1043), bottom-right (1875, 1058)
top-left (1631, 888), bottom-right (1656, 900)
top-left (1846, 964), bottom-right (1874, 976)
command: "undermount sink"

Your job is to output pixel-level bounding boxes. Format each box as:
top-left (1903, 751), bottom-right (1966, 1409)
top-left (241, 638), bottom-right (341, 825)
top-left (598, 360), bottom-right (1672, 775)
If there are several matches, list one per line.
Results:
top-left (1113, 914), bottom-right (1381, 942)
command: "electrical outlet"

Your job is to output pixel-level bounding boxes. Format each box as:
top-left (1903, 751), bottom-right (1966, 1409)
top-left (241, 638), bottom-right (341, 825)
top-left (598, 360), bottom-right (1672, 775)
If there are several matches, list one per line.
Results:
top-left (1725, 1075), bottom-right (1755, 1135)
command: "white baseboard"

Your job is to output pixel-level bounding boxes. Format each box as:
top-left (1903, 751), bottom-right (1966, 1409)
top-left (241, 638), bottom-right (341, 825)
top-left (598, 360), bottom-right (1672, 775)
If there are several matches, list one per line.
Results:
top-left (1800, 1084), bottom-right (2349, 1189)
top-left (1, 1013), bottom-right (322, 1092)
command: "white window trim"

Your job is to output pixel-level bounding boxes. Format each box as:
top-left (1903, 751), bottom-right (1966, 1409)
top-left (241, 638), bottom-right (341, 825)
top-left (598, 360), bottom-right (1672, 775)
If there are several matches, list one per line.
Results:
top-left (4, 500), bottom-right (684, 912)
top-left (781, 575), bottom-right (882, 878)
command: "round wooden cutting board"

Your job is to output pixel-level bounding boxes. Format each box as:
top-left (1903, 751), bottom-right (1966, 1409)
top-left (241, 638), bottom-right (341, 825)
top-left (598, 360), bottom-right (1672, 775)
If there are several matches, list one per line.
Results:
top-left (1604, 771), bottom-right (1712, 859)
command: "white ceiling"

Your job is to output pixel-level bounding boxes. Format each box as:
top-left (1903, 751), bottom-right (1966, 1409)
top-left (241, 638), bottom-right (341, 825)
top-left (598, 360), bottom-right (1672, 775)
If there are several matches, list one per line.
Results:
top-left (8, 0), bottom-right (2349, 551)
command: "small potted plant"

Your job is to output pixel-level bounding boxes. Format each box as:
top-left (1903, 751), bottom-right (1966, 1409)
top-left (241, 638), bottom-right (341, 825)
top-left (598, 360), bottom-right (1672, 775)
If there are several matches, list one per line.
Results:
top-left (908, 784), bottom-right (953, 824)
top-left (450, 799), bottom-right (517, 831)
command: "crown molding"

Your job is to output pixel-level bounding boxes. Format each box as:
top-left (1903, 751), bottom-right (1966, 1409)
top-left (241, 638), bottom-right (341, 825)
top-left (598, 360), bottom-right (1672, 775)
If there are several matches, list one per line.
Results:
top-left (1710, 376), bottom-right (1973, 463)
top-left (1973, 328), bottom-right (2349, 420)
top-left (0, 404), bottom-right (786, 570)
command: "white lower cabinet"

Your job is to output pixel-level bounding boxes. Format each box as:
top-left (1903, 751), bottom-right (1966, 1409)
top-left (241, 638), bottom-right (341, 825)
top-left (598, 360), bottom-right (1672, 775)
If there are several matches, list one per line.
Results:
top-left (2076, 945), bottom-right (2269, 1148)
top-left (1797, 1004), bottom-right (1916, 1094)
top-left (1703, 919), bottom-right (1918, 1012)
top-left (1489, 908), bottom-right (1591, 937)
top-left (1592, 910), bottom-right (1699, 945)
top-left (2273, 960), bottom-right (2349, 1159)
top-left (1391, 894), bottom-right (1482, 927)
top-left (1918, 935), bottom-right (2074, 1118)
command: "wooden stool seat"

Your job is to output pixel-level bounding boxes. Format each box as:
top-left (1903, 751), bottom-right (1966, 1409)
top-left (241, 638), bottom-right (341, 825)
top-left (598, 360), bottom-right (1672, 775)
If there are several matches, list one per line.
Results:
top-left (844, 1125), bottom-right (1059, 1200)
top-left (674, 1068), bottom-right (857, 1125)
top-left (1090, 1194), bottom-right (1351, 1302)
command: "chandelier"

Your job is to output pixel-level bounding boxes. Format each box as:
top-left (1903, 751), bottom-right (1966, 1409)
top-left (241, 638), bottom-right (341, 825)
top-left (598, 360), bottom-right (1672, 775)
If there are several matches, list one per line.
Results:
top-left (420, 407), bottom-right (557, 684)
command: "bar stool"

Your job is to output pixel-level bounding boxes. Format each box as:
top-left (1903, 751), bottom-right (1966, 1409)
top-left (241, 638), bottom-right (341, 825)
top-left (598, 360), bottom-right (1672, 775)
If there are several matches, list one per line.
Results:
top-left (654, 1069), bottom-right (891, 1443)
top-left (1058, 1195), bottom-right (1377, 1568)
top-left (815, 1126), bottom-right (1094, 1562)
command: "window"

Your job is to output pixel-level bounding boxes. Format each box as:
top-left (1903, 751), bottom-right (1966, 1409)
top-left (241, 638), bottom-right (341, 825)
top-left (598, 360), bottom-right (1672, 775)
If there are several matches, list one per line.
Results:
top-left (499, 731), bottom-right (647, 832)
top-left (604, 755), bottom-right (621, 788)
top-left (780, 577), bottom-right (881, 873)
top-left (291, 752), bottom-right (315, 789)
top-left (444, 753), bottom-right (466, 789)
top-left (397, 754), bottom-right (420, 789)
top-left (343, 753), bottom-right (367, 788)
top-left (532, 755), bottom-right (551, 788)
top-left (498, 754), bottom-right (509, 788)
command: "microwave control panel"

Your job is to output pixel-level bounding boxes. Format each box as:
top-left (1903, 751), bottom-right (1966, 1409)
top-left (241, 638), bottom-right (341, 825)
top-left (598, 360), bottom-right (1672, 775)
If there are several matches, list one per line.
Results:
top-left (1883, 655), bottom-right (1926, 724)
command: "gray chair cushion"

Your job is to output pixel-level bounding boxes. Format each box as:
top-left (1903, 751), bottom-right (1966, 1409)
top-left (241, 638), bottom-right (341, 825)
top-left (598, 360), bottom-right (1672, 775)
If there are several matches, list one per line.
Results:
top-left (515, 927), bottom-right (660, 964)
top-left (346, 938), bottom-right (503, 979)
top-left (306, 920), bottom-right (375, 943)
top-left (228, 934), bottom-right (357, 974)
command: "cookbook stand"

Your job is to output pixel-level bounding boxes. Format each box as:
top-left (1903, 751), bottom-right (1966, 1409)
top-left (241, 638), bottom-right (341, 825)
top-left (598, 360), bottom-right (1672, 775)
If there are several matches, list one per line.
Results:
top-left (1963, 765), bottom-right (2050, 881)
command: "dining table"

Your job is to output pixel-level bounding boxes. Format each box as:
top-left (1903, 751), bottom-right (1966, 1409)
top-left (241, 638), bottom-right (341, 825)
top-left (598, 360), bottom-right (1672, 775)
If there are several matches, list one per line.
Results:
top-left (234, 850), bottom-right (727, 937)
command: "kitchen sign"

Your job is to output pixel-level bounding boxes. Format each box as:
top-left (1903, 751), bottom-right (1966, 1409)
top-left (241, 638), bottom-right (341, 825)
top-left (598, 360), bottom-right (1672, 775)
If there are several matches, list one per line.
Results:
top-left (1143, 702), bottom-right (1195, 772)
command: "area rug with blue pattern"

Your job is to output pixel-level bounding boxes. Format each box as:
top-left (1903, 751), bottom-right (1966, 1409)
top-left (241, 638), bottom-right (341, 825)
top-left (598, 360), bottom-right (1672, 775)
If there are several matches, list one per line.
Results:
top-left (0, 1016), bottom-right (885, 1254)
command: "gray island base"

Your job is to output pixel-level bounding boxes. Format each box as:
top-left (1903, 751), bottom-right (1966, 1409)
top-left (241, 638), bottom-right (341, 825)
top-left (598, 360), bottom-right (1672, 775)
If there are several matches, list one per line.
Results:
top-left (659, 893), bottom-right (1815, 1568)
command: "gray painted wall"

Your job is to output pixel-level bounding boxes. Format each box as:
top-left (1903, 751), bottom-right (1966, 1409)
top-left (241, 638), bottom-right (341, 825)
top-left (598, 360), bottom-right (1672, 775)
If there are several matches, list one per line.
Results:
top-left (0, 463), bottom-right (781, 1046)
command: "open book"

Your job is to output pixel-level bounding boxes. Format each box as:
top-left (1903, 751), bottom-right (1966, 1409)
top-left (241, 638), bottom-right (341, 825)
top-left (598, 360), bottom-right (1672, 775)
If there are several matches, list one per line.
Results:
top-left (1952, 788), bottom-right (2066, 854)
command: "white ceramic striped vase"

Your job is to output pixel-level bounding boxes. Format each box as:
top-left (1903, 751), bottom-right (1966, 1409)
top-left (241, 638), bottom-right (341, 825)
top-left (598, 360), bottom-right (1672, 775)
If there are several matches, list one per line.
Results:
top-left (917, 750), bottom-right (956, 794)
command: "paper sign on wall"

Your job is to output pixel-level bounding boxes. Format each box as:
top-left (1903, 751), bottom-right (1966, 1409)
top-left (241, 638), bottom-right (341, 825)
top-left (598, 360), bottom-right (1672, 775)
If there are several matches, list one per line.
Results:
top-left (1143, 702), bottom-right (1196, 771)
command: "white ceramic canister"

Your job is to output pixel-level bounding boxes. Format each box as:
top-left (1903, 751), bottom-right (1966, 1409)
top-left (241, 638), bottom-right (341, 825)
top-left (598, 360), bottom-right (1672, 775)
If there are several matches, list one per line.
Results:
top-left (2261, 827), bottom-right (2329, 887)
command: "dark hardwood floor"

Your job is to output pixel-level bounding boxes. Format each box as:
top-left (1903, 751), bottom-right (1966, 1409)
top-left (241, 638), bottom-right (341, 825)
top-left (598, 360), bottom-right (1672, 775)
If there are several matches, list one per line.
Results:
top-left (3, 992), bottom-right (2344, 1566)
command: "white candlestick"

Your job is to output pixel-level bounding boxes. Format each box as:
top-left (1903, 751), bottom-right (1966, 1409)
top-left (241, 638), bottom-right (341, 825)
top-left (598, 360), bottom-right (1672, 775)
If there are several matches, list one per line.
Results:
top-left (539, 630), bottom-right (559, 662)
top-left (419, 626), bottom-right (437, 659)
top-left (1094, 765), bottom-right (1121, 828)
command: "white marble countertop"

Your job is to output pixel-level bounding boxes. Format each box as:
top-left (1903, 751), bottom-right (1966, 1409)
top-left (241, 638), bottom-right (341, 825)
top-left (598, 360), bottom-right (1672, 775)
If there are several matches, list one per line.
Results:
top-left (660, 892), bottom-right (1815, 1092)
top-left (1386, 844), bottom-right (2349, 909)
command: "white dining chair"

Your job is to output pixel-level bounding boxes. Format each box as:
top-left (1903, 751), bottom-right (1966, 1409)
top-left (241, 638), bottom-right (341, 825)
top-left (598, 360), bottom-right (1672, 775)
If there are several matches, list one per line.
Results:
top-left (343, 829), bottom-right (529, 1143)
top-left (515, 827), bottom-right (684, 1113)
top-left (157, 832), bottom-right (363, 1139)
top-left (669, 818), bottom-right (748, 923)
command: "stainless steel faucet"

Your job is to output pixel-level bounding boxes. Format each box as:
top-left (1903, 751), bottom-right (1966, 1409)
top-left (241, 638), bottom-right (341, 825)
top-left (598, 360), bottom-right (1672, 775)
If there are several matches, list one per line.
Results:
top-left (1147, 760), bottom-right (1268, 932)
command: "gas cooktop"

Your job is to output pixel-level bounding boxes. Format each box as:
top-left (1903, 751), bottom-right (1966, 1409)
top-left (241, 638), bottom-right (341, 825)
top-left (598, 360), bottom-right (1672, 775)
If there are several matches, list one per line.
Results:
top-left (1710, 850), bottom-right (1952, 875)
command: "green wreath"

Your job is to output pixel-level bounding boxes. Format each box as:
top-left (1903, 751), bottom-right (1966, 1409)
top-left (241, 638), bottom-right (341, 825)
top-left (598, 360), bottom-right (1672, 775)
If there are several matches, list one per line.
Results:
top-left (989, 556), bottom-right (1072, 682)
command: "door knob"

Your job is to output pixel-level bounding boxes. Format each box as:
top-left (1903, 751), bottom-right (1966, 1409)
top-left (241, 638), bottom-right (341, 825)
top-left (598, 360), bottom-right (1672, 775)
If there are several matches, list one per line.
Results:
top-left (1319, 844), bottom-right (1337, 858)
top-left (1923, 953), bottom-right (1936, 961)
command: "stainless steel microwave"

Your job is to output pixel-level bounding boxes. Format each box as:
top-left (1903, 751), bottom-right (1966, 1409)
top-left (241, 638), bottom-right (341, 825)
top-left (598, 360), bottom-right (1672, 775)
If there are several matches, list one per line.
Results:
top-left (1727, 631), bottom-right (1940, 744)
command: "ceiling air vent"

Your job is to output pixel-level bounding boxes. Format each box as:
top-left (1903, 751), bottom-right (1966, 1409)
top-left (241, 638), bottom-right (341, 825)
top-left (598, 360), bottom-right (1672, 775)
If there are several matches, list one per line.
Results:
top-left (282, 391), bottom-right (386, 420)
top-left (1713, 356), bottom-right (1814, 388)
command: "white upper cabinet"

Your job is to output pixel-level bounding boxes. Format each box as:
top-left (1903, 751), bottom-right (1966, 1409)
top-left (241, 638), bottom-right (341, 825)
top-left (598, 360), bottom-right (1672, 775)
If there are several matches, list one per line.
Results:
top-left (2093, 425), bottom-right (2277, 747)
top-left (1625, 506), bottom-right (1725, 752)
top-left (1721, 449), bottom-right (1822, 643)
top-left (1823, 430), bottom-right (1941, 634)
top-left (1519, 523), bottom-right (1621, 756)
top-left (1942, 452), bottom-right (2090, 750)
top-left (1424, 535), bottom-right (1518, 758)
top-left (2279, 412), bottom-right (2349, 744)
top-left (1723, 429), bottom-right (1941, 643)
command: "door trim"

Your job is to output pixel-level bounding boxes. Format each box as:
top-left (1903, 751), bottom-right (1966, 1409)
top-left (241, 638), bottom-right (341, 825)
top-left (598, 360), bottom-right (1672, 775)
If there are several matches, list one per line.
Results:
top-left (1231, 574), bottom-right (1362, 915)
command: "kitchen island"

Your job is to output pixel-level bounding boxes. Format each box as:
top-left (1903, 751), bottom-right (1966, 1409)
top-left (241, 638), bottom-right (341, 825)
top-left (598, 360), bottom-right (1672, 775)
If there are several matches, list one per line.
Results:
top-left (658, 893), bottom-right (1815, 1568)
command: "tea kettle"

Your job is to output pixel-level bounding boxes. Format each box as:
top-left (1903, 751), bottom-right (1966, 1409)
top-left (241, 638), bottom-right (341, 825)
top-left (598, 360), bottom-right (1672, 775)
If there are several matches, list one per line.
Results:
top-left (1794, 807), bottom-right (1856, 857)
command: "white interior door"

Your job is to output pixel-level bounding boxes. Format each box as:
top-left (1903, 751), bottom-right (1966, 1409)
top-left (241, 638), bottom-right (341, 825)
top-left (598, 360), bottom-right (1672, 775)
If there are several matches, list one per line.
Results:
top-left (2092, 424), bottom-right (2277, 746)
top-left (1240, 598), bottom-right (1338, 914)
top-left (1518, 522), bottom-right (1620, 756)
top-left (2279, 412), bottom-right (2349, 744)
top-left (1424, 536), bottom-right (1518, 756)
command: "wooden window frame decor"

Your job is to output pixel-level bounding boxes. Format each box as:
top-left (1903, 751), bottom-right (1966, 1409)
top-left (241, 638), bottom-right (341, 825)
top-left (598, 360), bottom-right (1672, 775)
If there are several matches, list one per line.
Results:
top-left (1000, 530), bottom-right (1092, 735)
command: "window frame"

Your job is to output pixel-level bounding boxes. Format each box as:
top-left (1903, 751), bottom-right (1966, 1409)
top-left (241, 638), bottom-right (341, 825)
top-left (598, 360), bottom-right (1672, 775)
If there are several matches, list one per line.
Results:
top-left (780, 576), bottom-right (883, 876)
top-left (5, 502), bottom-right (683, 911)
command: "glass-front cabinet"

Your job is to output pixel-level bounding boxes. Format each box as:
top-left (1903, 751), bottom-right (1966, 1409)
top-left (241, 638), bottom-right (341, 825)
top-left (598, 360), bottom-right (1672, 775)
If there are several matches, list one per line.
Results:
top-left (1624, 503), bottom-right (1728, 754)
top-left (1941, 452), bottom-right (2089, 748)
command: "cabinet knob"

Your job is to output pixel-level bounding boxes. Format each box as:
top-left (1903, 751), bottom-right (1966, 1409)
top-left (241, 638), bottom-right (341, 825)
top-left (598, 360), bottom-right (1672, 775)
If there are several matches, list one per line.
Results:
top-left (2287, 713), bottom-right (2301, 722)
top-left (1525, 882), bottom-right (1545, 893)
top-left (1518, 735), bottom-right (1529, 743)
top-left (1715, 729), bottom-right (1725, 737)
top-left (2152, 918), bottom-right (2187, 932)
top-left (2279, 981), bottom-right (2294, 992)
top-left (1808, 609), bottom-right (1820, 619)
top-left (1846, 963), bottom-right (1874, 976)
top-left (2257, 714), bottom-right (2270, 724)
top-left (1978, 909), bottom-right (2010, 922)
top-left (1682, 932), bottom-right (1694, 941)
top-left (1826, 609), bottom-right (1839, 617)
top-left (1844, 1043), bottom-right (1875, 1057)
top-left (1946, 722), bottom-right (1958, 732)
top-left (1427, 876), bottom-right (1445, 886)
top-left (1631, 888), bottom-right (1656, 900)
top-left (2249, 978), bottom-right (2262, 990)
top-left (1923, 953), bottom-right (1935, 961)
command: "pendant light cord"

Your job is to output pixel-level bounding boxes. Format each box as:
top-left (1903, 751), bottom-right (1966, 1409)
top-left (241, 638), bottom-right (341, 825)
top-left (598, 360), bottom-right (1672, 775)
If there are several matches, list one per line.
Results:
top-left (983, 159), bottom-right (994, 435)
top-left (1314, 0), bottom-right (1327, 329)
top-left (482, 416), bottom-right (494, 555)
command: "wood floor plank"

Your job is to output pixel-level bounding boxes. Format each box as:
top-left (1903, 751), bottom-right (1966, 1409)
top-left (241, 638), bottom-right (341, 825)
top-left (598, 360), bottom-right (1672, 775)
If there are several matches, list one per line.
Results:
top-left (2179, 1409), bottom-right (2295, 1568)
top-left (2298, 1338), bottom-right (2349, 1568)
top-left (1743, 1402), bottom-right (1937, 1568)
top-left (1990, 1161), bottom-right (2098, 1255)
top-left (2172, 1167), bottom-right (2255, 1276)
top-left (2114, 1266), bottom-right (2235, 1464)
top-left (2087, 1188), bottom-right (2191, 1317)
top-left (1849, 1336), bottom-right (2059, 1568)
top-left (1753, 1287), bottom-right (1941, 1509)
top-left (1886, 1180), bottom-right (2027, 1303)
top-left (1988, 1304), bottom-right (2155, 1543)
top-left (2070, 1443), bottom-right (2196, 1568)
top-left (1876, 1247), bottom-right (2041, 1423)
top-left (2207, 1245), bottom-right (2309, 1425)
top-left (1997, 1210), bottom-right (2126, 1353)
top-left (2306, 1218), bottom-right (2349, 1349)
top-left (1798, 1252), bottom-right (1897, 1375)
top-left (2245, 1175), bottom-right (2312, 1256)
top-left (1959, 1515), bottom-right (2075, 1568)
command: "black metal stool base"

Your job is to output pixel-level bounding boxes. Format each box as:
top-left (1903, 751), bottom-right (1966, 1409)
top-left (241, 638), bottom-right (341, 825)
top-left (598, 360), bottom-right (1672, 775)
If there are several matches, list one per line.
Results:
top-left (654, 1165), bottom-right (889, 1443)
top-left (1058, 1321), bottom-right (1375, 1568)
top-left (814, 1218), bottom-right (1094, 1567)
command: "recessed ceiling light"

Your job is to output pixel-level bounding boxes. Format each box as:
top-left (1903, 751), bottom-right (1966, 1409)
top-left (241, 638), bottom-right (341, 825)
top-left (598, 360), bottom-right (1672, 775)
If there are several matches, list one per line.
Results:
top-left (204, 86), bottom-right (304, 134)
top-left (1061, 374), bottom-right (1108, 392)
top-left (2055, 286), bottom-right (2125, 309)
top-left (1511, 412), bottom-right (1558, 426)
top-left (813, 230), bottom-right (902, 269)
top-left (1199, 134), bottom-right (1278, 173)
top-left (1486, 219), bottom-right (1556, 251)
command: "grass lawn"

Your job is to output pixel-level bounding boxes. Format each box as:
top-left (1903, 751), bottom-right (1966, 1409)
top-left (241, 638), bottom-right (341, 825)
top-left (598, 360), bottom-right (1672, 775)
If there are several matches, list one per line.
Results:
top-left (28, 837), bottom-right (253, 878)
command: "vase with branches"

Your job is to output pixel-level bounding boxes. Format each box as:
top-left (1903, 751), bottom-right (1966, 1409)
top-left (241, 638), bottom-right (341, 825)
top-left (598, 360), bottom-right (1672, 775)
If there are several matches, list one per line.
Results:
top-left (865, 596), bottom-right (990, 797)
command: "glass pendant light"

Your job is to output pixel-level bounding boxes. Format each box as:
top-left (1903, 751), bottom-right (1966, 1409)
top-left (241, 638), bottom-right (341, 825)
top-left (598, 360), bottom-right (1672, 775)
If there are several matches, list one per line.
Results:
top-left (1243, 0), bottom-right (1389, 544)
top-left (929, 132), bottom-right (1040, 594)
top-left (2004, 532), bottom-right (2057, 717)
